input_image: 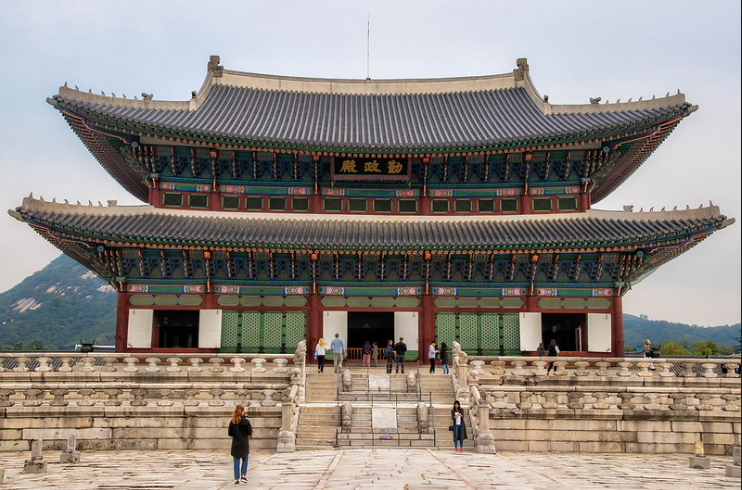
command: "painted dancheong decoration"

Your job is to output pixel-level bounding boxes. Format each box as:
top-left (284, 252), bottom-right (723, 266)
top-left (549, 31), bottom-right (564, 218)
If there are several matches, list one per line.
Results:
top-left (10, 56), bottom-right (733, 357)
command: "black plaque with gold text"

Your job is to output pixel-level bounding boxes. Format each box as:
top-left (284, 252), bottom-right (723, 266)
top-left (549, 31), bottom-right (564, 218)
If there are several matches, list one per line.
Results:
top-left (331, 156), bottom-right (410, 181)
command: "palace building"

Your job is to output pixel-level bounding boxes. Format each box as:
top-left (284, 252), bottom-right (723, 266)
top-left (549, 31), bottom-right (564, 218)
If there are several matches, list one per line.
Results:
top-left (11, 57), bottom-right (732, 360)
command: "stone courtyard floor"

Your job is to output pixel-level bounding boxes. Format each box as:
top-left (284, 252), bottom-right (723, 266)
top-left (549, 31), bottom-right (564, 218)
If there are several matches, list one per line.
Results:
top-left (0, 448), bottom-right (738, 489)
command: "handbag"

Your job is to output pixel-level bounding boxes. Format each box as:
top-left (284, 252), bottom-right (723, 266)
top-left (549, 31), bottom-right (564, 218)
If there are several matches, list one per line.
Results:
top-left (448, 425), bottom-right (454, 431)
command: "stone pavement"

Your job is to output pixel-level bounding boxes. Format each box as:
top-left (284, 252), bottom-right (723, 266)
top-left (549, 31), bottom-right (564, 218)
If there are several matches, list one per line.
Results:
top-left (0, 448), bottom-right (738, 489)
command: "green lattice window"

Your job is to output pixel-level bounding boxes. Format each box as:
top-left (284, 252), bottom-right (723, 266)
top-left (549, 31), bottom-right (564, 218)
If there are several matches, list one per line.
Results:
top-left (435, 312), bottom-right (521, 355)
top-left (219, 310), bottom-right (305, 354)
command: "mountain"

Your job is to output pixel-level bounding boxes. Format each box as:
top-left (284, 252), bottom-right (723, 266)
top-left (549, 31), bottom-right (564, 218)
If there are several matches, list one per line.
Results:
top-left (0, 255), bottom-right (116, 350)
top-left (0, 255), bottom-right (739, 352)
top-left (623, 314), bottom-right (740, 351)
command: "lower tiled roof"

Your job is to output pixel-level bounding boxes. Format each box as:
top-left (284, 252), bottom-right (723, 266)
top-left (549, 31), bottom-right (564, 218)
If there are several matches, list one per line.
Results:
top-left (11, 198), bottom-right (730, 252)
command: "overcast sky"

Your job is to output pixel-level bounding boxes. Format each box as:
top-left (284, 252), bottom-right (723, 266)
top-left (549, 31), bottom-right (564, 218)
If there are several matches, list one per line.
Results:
top-left (0, 0), bottom-right (739, 326)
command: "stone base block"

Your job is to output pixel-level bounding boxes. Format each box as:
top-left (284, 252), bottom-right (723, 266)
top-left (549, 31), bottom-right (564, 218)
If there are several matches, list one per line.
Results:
top-left (60, 451), bottom-right (81, 463)
top-left (23, 460), bottom-right (47, 473)
top-left (725, 465), bottom-right (741, 478)
top-left (688, 456), bottom-right (710, 469)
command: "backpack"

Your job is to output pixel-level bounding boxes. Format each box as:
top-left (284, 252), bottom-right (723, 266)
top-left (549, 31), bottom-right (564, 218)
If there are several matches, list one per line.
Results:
top-left (362, 344), bottom-right (371, 354)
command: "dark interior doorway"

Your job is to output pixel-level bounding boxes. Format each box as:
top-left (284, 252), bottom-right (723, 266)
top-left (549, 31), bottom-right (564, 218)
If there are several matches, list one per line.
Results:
top-left (157, 310), bottom-right (199, 348)
top-left (541, 313), bottom-right (586, 352)
top-left (347, 312), bottom-right (394, 350)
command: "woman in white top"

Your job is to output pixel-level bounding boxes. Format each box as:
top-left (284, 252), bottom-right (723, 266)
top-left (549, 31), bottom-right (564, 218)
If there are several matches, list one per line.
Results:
top-left (428, 341), bottom-right (438, 374)
top-left (315, 338), bottom-right (327, 373)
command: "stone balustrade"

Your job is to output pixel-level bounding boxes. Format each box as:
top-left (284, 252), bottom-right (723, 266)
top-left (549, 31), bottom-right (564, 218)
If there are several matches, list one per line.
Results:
top-left (452, 355), bottom-right (741, 455)
top-left (0, 347), bottom-right (307, 454)
top-left (0, 352), bottom-right (296, 376)
top-left (464, 356), bottom-right (740, 381)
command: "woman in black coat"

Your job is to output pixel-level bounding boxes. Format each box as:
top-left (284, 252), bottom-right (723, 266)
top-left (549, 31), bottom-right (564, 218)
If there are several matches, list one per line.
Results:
top-left (228, 404), bottom-right (252, 484)
top-left (451, 400), bottom-right (467, 453)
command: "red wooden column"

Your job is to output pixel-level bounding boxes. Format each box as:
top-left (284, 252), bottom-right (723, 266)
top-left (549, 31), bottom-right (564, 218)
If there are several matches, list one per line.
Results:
top-left (306, 294), bottom-right (322, 364)
top-left (115, 293), bottom-right (129, 352)
top-left (420, 294), bottom-right (436, 361)
top-left (612, 294), bottom-right (625, 357)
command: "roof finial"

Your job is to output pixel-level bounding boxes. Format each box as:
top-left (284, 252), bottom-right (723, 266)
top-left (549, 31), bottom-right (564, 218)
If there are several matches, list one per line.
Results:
top-left (208, 55), bottom-right (223, 78)
top-left (513, 58), bottom-right (529, 81)
top-left (589, 97), bottom-right (601, 105)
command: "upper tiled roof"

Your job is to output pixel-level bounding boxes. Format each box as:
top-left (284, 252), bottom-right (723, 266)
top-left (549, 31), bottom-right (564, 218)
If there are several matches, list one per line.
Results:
top-left (11, 197), bottom-right (730, 252)
top-left (51, 58), bottom-right (692, 151)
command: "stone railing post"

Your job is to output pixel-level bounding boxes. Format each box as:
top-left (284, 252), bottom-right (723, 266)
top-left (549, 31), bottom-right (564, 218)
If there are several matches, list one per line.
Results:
top-left (166, 358), bottom-right (182, 373)
top-left (470, 386), bottom-right (496, 454)
top-left (209, 389), bottom-right (225, 406)
top-left (23, 389), bottom-right (43, 407)
top-left (511, 360), bottom-right (526, 376)
top-left (123, 357), bottom-right (139, 372)
top-left (103, 389), bottom-right (123, 406)
top-left (250, 358), bottom-right (266, 373)
top-left (13, 356), bottom-right (30, 372)
top-left (293, 340), bottom-right (307, 403)
top-left (532, 360), bottom-right (547, 375)
top-left (574, 361), bottom-right (590, 377)
top-left (490, 360), bottom-right (506, 376)
top-left (0, 389), bottom-right (15, 407)
top-left (596, 361), bottom-right (611, 376)
top-left (144, 358), bottom-right (161, 373)
top-left (131, 389), bottom-right (148, 406)
top-left (76, 389), bottom-right (96, 406)
top-left (209, 358), bottom-right (225, 372)
top-left (700, 363), bottom-right (718, 378)
top-left (277, 384), bottom-right (299, 453)
top-left (229, 357), bottom-right (246, 373)
top-left (50, 388), bottom-right (69, 407)
top-left (567, 392), bottom-right (585, 409)
top-left (58, 357), bottom-right (74, 372)
top-left (76, 356), bottom-right (96, 372)
top-left (723, 363), bottom-right (740, 378)
top-left (187, 357), bottom-right (204, 372)
top-left (592, 392), bottom-right (610, 409)
top-left (541, 391), bottom-right (558, 409)
top-left (273, 358), bottom-right (288, 373)
top-left (36, 357), bottom-right (52, 372)
top-left (680, 362), bottom-right (696, 378)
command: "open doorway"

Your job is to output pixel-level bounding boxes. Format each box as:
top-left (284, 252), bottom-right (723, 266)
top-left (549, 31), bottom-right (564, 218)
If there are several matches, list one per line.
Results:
top-left (156, 310), bottom-right (199, 348)
top-left (541, 313), bottom-right (585, 352)
top-left (347, 311), bottom-right (394, 350)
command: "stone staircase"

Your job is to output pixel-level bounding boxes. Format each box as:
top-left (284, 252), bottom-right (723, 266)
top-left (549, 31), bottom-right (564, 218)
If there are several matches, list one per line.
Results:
top-left (296, 368), bottom-right (474, 450)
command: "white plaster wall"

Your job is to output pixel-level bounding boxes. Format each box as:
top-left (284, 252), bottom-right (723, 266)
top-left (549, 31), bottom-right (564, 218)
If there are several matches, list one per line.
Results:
top-left (323, 311), bottom-right (348, 345)
top-left (199, 310), bottom-right (222, 349)
top-left (127, 309), bottom-right (153, 348)
top-left (394, 311), bottom-right (419, 349)
top-left (519, 312), bottom-right (542, 351)
top-left (587, 313), bottom-right (612, 352)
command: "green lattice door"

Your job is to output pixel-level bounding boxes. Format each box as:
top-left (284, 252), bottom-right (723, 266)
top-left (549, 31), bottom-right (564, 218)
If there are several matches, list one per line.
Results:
top-left (220, 310), bottom-right (306, 353)
top-left (435, 312), bottom-right (520, 355)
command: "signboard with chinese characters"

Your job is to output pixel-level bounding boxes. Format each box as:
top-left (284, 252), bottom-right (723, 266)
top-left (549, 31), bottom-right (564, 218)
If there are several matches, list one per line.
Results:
top-left (331, 157), bottom-right (410, 181)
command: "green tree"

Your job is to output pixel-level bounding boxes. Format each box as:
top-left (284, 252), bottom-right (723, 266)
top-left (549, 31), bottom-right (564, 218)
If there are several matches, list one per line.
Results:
top-left (27, 340), bottom-right (44, 351)
top-left (660, 342), bottom-right (686, 356)
top-left (717, 345), bottom-right (737, 356)
top-left (12, 342), bottom-right (24, 350)
top-left (691, 340), bottom-right (718, 357)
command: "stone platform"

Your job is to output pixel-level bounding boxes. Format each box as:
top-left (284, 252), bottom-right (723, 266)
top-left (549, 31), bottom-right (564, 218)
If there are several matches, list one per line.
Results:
top-left (0, 448), bottom-right (738, 489)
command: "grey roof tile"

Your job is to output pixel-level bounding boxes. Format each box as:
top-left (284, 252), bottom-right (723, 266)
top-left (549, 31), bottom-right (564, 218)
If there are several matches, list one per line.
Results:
top-left (57, 85), bottom-right (682, 150)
